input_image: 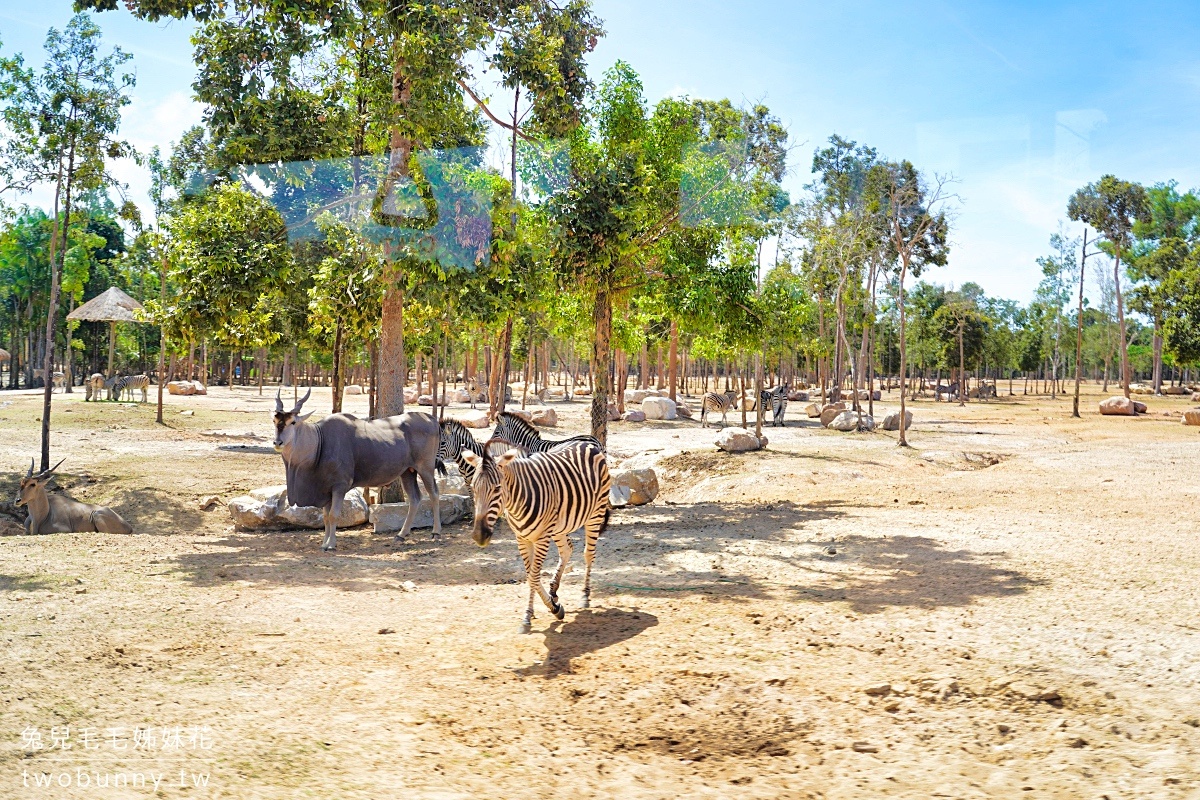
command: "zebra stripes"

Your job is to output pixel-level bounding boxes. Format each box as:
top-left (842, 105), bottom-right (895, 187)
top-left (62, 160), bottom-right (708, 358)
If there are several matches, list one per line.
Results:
top-left (700, 391), bottom-right (737, 428)
top-left (759, 385), bottom-right (789, 427)
top-left (461, 440), bottom-right (611, 633)
top-left (438, 419), bottom-right (486, 483)
top-left (110, 374), bottom-right (149, 403)
top-left (491, 411), bottom-right (602, 454)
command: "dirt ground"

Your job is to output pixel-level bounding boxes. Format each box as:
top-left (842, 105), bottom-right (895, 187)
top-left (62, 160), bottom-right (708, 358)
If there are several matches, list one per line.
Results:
top-left (1, 380), bottom-right (1198, 799)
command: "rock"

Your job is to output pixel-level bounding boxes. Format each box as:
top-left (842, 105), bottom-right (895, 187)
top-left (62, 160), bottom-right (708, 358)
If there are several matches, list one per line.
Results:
top-left (167, 381), bottom-right (195, 396)
top-left (508, 409), bottom-right (533, 422)
top-left (575, 387), bottom-right (592, 396)
top-left (369, 493), bottom-right (471, 533)
top-left (607, 402), bottom-right (620, 422)
top-left (402, 580), bottom-right (418, 592)
top-left (622, 410), bottom-right (646, 423)
top-left (676, 401), bottom-right (693, 419)
top-left (198, 495), bottom-right (220, 511)
top-left (715, 427), bottom-right (763, 452)
top-left (820, 403), bottom-right (848, 428)
top-left (882, 411), bottom-right (913, 431)
top-left (418, 393), bottom-right (450, 407)
top-left (623, 389), bottom-right (661, 405)
top-left (1007, 682), bottom-right (1061, 703)
top-left (1099, 396), bottom-right (1137, 416)
top-left (453, 410), bottom-right (490, 429)
top-left (530, 407), bottom-right (557, 427)
top-left (1133, 400), bottom-right (1148, 414)
top-left (788, 390), bottom-right (809, 402)
top-left (829, 410), bottom-right (864, 431)
top-left (805, 403), bottom-right (822, 418)
top-left (1192, 392), bottom-right (1200, 402)
top-left (642, 396), bottom-right (677, 420)
top-left (610, 468), bottom-right (659, 506)
top-left (1165, 385), bottom-right (1187, 395)
top-left (437, 472), bottom-right (470, 497)
top-left (229, 487), bottom-right (368, 530)
top-left (179, 410), bottom-right (194, 417)
top-left (190, 381), bottom-right (207, 395)
top-left (1182, 410), bottom-right (1200, 426)
top-left (452, 388), bottom-right (471, 404)
top-left (851, 742), bottom-right (878, 753)
top-left (344, 384), bottom-right (363, 395)
top-left (864, 683), bottom-right (892, 697)
top-left (859, 414), bottom-right (876, 431)
top-left (404, 388), bottom-right (419, 404)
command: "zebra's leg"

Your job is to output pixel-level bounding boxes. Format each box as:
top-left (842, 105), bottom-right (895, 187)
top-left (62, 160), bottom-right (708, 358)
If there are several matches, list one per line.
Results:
top-left (517, 536), bottom-right (538, 633)
top-left (581, 514), bottom-right (605, 609)
top-left (548, 532), bottom-right (574, 607)
top-left (525, 533), bottom-right (563, 622)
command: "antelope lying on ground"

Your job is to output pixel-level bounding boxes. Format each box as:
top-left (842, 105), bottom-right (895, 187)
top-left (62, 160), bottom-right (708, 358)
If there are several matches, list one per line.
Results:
top-left (14, 459), bottom-right (133, 535)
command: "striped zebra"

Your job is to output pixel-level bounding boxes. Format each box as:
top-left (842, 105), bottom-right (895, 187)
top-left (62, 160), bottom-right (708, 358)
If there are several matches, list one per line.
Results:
top-left (700, 391), bottom-right (738, 428)
top-left (110, 374), bottom-right (150, 403)
top-left (438, 418), bottom-right (486, 483)
top-left (461, 439), bottom-right (611, 633)
top-left (759, 384), bottom-right (789, 427)
top-left (465, 378), bottom-right (485, 409)
top-left (491, 411), bottom-right (602, 454)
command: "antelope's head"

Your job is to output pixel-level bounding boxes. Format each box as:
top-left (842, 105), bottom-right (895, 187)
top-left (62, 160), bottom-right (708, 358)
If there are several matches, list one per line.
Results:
top-left (15, 458), bottom-right (64, 508)
top-left (273, 388), bottom-right (314, 454)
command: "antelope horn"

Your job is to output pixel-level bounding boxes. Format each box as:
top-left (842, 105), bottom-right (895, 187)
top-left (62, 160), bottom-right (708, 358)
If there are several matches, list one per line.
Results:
top-left (27, 458), bottom-right (34, 478)
top-left (37, 458), bottom-right (66, 480)
top-left (275, 388), bottom-right (285, 413)
top-left (292, 387), bottom-right (311, 414)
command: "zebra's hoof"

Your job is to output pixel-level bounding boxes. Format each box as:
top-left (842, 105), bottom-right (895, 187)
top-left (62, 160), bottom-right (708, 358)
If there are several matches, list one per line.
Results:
top-left (553, 603), bottom-right (566, 621)
top-left (518, 622), bottom-right (532, 635)
top-left (581, 598), bottom-right (590, 609)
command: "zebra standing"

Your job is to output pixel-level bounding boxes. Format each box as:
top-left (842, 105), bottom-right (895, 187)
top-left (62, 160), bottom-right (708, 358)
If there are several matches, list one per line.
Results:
top-left (759, 384), bottom-right (790, 427)
top-left (700, 390), bottom-right (738, 428)
top-left (491, 411), bottom-right (601, 454)
top-left (110, 374), bottom-right (150, 403)
top-left (438, 418), bottom-right (486, 483)
top-left (461, 439), bottom-right (611, 633)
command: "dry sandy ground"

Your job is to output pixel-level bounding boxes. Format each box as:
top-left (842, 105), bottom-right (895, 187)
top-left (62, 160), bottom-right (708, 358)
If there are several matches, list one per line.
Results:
top-left (0, 382), bottom-right (1198, 799)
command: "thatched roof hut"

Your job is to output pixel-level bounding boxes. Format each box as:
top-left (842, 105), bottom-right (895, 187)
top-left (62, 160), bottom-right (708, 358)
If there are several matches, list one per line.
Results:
top-left (67, 287), bottom-right (146, 377)
top-left (67, 286), bottom-right (143, 323)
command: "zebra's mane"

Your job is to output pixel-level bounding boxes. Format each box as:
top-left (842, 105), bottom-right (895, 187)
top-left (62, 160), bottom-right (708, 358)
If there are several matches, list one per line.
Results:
top-left (497, 411), bottom-right (538, 435)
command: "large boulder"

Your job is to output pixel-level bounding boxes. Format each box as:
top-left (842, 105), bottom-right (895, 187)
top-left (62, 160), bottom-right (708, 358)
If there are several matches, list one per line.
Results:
top-left (829, 410), bottom-right (868, 432)
top-left (805, 403), bottom-right (822, 418)
top-left (531, 407), bottom-right (558, 427)
top-left (820, 403), bottom-right (848, 428)
top-left (1165, 386), bottom-right (1187, 396)
top-left (453, 410), bottom-right (490, 429)
top-left (508, 409), bottom-right (533, 422)
top-left (642, 396), bottom-right (677, 420)
top-left (676, 401), bottom-right (693, 419)
top-left (229, 486), bottom-right (369, 530)
top-left (344, 384), bottom-right (363, 395)
top-left (715, 427), bottom-right (764, 452)
top-left (1133, 400), bottom-right (1148, 414)
top-left (1192, 392), bottom-right (1200, 403)
top-left (167, 381), bottom-right (195, 396)
top-left (404, 388), bottom-right (419, 404)
top-left (622, 409), bottom-right (646, 423)
top-left (189, 381), bottom-right (207, 395)
top-left (788, 390), bottom-right (809, 402)
top-left (369, 493), bottom-right (472, 534)
top-left (882, 410), bottom-right (913, 431)
top-left (452, 388), bottom-right (471, 404)
top-left (609, 468), bottom-right (659, 506)
top-left (607, 402), bottom-right (620, 421)
top-left (623, 389), bottom-right (662, 405)
top-left (1182, 409), bottom-right (1200, 427)
top-left (1099, 396), bottom-right (1137, 416)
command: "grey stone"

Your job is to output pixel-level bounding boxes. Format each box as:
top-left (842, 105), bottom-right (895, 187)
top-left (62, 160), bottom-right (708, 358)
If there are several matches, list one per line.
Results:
top-left (610, 468), bottom-right (659, 506)
top-left (369, 493), bottom-right (472, 533)
top-left (882, 411), bottom-right (913, 431)
top-left (642, 396), bottom-right (677, 420)
top-left (715, 427), bottom-right (763, 452)
top-left (1099, 396), bottom-right (1136, 416)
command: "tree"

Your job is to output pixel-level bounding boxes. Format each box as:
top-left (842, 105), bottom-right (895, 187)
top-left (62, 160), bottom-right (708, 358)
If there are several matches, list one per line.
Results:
top-left (0, 14), bottom-right (134, 470)
top-left (1067, 175), bottom-right (1150, 399)
top-left (867, 161), bottom-right (950, 446)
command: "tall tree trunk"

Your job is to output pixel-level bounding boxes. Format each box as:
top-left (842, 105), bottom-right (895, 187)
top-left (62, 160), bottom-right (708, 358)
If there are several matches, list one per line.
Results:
top-left (898, 262), bottom-right (911, 447)
top-left (331, 320), bottom-right (345, 413)
top-left (1113, 250), bottom-right (1132, 399)
top-left (1072, 231), bottom-right (1087, 418)
top-left (590, 287), bottom-right (612, 447)
top-left (40, 148), bottom-right (72, 472)
top-left (378, 52), bottom-right (413, 421)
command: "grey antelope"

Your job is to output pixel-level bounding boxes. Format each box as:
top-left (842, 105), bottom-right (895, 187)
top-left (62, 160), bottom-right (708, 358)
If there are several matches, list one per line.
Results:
top-left (462, 439), bottom-right (611, 633)
top-left (110, 374), bottom-right (150, 403)
top-left (700, 391), bottom-right (738, 428)
top-left (15, 459), bottom-right (133, 535)
top-left (491, 411), bottom-right (602, 454)
top-left (273, 388), bottom-right (443, 551)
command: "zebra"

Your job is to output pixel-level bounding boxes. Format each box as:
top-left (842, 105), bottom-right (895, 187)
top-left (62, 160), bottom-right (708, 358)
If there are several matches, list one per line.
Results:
top-left (700, 390), bottom-right (738, 428)
top-left (438, 418), bottom-right (486, 483)
top-left (759, 384), bottom-right (789, 427)
top-left (460, 439), bottom-right (611, 633)
top-left (465, 378), bottom-right (485, 409)
top-left (491, 411), bottom-right (601, 454)
top-left (110, 374), bottom-right (150, 403)
top-left (85, 373), bottom-right (109, 401)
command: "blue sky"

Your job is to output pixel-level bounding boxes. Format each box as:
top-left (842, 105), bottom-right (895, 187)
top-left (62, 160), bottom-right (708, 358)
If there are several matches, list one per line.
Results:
top-left (4, 0), bottom-right (1199, 303)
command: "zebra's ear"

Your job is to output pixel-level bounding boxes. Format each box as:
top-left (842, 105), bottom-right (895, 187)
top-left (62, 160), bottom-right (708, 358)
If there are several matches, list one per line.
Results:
top-left (495, 449), bottom-right (521, 469)
top-left (461, 451), bottom-right (483, 469)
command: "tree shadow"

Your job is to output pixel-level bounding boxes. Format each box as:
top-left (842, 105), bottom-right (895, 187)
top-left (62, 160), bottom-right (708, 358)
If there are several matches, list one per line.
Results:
top-left (516, 607), bottom-right (659, 679)
top-left (792, 534), bottom-right (1039, 614)
top-left (0, 573), bottom-right (59, 592)
top-left (107, 486), bottom-right (209, 536)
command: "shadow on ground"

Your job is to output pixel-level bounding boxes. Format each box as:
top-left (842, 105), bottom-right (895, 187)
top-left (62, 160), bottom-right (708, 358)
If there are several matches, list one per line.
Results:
top-left (517, 607), bottom-right (659, 678)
